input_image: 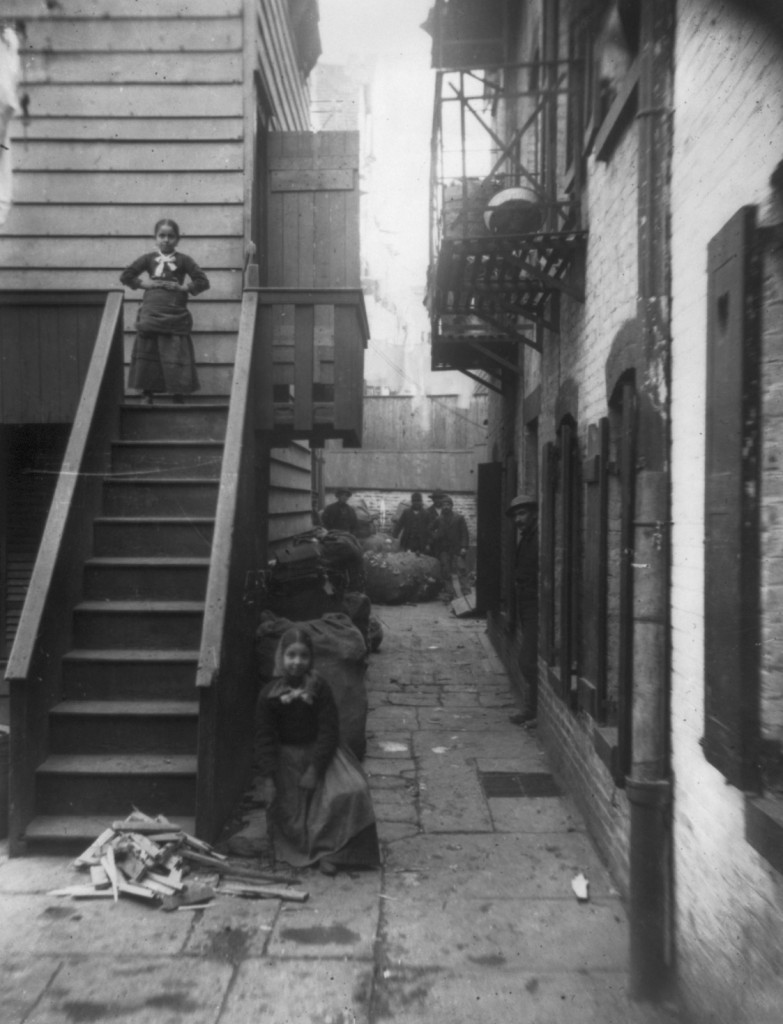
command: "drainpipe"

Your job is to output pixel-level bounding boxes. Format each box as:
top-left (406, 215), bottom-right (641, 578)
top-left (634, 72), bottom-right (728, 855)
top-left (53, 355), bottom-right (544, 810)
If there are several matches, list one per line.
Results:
top-left (628, 0), bottom-right (674, 1000)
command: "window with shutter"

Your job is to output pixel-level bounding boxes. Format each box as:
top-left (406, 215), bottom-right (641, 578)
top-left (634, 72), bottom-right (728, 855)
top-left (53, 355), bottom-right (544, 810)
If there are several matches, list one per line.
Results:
top-left (703, 206), bottom-right (761, 791)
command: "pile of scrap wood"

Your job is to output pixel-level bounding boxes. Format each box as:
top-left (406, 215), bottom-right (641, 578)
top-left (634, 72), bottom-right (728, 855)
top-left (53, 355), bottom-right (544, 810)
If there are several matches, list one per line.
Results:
top-left (48, 811), bottom-right (308, 908)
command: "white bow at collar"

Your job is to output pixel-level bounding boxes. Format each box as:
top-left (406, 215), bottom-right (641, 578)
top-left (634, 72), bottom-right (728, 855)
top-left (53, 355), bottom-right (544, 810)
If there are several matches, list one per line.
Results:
top-left (153, 251), bottom-right (178, 277)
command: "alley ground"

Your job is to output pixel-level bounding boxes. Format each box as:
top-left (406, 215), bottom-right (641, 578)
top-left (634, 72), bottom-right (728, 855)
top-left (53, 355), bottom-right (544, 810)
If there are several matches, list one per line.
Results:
top-left (0, 602), bottom-right (684, 1024)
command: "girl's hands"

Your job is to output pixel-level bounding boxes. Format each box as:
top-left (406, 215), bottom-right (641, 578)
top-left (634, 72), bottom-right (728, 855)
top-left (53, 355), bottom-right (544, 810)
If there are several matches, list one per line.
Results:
top-left (298, 766), bottom-right (318, 791)
top-left (261, 778), bottom-right (276, 806)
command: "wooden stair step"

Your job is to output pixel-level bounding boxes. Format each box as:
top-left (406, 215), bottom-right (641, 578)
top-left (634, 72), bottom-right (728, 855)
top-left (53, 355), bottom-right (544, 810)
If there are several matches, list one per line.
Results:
top-left (73, 601), bottom-right (205, 649)
top-left (39, 753), bottom-right (197, 776)
top-left (35, 754), bottom-right (198, 815)
top-left (101, 478), bottom-right (219, 516)
top-left (23, 814), bottom-right (196, 846)
top-left (62, 649), bottom-right (199, 699)
top-left (120, 402), bottom-right (228, 442)
top-left (110, 440), bottom-right (224, 480)
top-left (92, 516), bottom-right (214, 557)
top-left (51, 700), bottom-right (199, 718)
top-left (49, 700), bottom-right (199, 754)
top-left (83, 557), bottom-right (210, 600)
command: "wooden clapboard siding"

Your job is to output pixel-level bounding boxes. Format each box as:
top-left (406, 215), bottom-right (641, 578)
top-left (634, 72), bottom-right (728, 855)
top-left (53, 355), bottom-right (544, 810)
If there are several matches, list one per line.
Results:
top-left (3, 1), bottom-right (249, 395)
top-left (268, 443), bottom-right (315, 548)
top-left (2, 205), bottom-right (245, 237)
top-left (16, 84), bottom-right (244, 118)
top-left (324, 449), bottom-right (478, 492)
top-left (23, 52), bottom-right (242, 84)
top-left (267, 133), bottom-right (360, 287)
top-left (12, 173), bottom-right (245, 204)
top-left (14, 142), bottom-right (244, 173)
top-left (2, 0), bottom-right (243, 17)
top-left (9, 120), bottom-right (244, 142)
top-left (0, 270), bottom-right (241, 296)
top-left (255, 0), bottom-right (312, 131)
top-left (21, 17), bottom-right (242, 52)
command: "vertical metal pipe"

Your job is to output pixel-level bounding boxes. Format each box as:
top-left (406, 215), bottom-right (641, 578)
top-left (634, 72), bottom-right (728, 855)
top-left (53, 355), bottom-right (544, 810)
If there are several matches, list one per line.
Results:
top-left (629, 0), bottom-right (675, 1001)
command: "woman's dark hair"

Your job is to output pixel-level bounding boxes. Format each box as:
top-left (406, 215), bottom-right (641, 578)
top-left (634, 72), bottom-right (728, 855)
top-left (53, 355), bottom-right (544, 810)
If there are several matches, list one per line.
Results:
top-left (273, 626), bottom-right (314, 676)
top-left (154, 218), bottom-right (181, 238)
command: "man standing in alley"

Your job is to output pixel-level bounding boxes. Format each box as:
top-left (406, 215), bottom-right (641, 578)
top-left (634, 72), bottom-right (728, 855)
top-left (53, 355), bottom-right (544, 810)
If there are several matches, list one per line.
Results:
top-left (392, 491), bottom-right (429, 553)
top-left (430, 495), bottom-right (469, 598)
top-left (321, 488), bottom-right (358, 535)
top-left (507, 494), bottom-right (538, 724)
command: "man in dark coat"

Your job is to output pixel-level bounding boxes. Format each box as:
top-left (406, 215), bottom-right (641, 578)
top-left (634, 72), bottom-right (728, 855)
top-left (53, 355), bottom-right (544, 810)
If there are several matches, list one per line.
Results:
top-left (430, 495), bottom-right (469, 597)
top-left (507, 494), bottom-right (538, 722)
top-left (392, 491), bottom-right (429, 553)
top-left (321, 488), bottom-right (358, 535)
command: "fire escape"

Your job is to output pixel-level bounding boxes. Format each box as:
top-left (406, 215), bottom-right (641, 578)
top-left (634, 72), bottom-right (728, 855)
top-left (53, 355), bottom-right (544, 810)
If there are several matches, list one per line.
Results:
top-left (425, 0), bottom-right (586, 391)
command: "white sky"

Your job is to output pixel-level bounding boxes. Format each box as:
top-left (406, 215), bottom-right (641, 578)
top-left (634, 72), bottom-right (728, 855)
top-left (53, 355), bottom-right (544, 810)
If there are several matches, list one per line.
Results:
top-left (317, 0), bottom-right (435, 281)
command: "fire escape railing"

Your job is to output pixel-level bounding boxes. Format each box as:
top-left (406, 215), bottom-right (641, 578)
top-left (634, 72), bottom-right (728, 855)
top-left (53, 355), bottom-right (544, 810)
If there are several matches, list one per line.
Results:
top-left (427, 59), bottom-right (586, 373)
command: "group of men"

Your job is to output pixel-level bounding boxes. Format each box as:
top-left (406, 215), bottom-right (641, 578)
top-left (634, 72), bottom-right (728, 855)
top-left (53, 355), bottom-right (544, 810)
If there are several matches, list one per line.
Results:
top-left (321, 485), bottom-right (539, 721)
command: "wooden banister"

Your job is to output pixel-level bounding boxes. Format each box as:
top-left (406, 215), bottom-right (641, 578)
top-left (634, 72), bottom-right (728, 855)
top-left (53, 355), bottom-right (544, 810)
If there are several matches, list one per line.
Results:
top-left (6, 290), bottom-right (125, 851)
top-left (195, 288), bottom-right (264, 839)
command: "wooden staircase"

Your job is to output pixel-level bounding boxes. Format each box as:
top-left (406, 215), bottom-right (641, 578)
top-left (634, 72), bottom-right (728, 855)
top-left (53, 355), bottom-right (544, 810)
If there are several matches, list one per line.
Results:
top-left (23, 400), bottom-right (228, 847)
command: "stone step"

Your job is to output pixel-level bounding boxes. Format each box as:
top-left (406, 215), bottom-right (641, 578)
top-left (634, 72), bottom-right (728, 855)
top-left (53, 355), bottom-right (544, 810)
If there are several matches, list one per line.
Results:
top-left (62, 649), bottom-right (199, 700)
top-left (83, 557), bottom-right (210, 601)
top-left (72, 600), bottom-right (205, 650)
top-left (35, 753), bottom-right (198, 816)
top-left (92, 516), bottom-right (214, 557)
top-left (49, 700), bottom-right (199, 755)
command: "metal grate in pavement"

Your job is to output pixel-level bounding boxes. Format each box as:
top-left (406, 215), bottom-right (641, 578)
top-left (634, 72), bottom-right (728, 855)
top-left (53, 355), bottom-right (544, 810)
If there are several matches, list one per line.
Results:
top-left (479, 771), bottom-right (562, 799)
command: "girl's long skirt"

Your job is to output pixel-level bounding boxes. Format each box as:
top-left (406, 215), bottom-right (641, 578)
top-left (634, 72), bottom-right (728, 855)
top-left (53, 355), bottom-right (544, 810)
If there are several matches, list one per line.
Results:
top-left (269, 743), bottom-right (380, 869)
top-left (127, 331), bottom-right (200, 395)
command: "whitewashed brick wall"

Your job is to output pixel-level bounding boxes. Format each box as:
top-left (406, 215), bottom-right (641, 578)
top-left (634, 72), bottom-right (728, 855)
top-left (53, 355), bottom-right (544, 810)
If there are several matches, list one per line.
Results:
top-left (671, 1), bottom-right (783, 1019)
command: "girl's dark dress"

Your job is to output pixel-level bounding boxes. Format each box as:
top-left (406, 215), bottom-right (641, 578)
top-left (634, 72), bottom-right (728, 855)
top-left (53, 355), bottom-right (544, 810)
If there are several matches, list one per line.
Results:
top-left (256, 671), bottom-right (379, 869)
top-left (120, 250), bottom-right (209, 395)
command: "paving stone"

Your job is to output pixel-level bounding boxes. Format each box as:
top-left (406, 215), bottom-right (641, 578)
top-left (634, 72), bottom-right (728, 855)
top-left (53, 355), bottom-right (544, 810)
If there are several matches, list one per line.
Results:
top-left (267, 873), bottom-right (381, 959)
top-left (417, 728), bottom-right (543, 759)
top-left (363, 757), bottom-right (416, 778)
top-left (418, 762), bottom-right (492, 832)
top-left (418, 706), bottom-right (514, 729)
top-left (0, 854), bottom-right (78, 894)
top-left (183, 894), bottom-right (279, 959)
top-left (383, 833), bottom-right (617, 900)
top-left (488, 796), bottom-right (584, 834)
top-left (367, 706), bottom-right (419, 730)
top-left (0, 893), bottom-right (191, 956)
top-left (377, 821), bottom-right (421, 843)
top-left (373, 788), bottom-right (419, 824)
top-left (367, 735), bottom-right (412, 758)
top-left (382, 894), bottom-right (628, 972)
top-left (0, 957), bottom-right (62, 1024)
top-left (221, 958), bottom-right (373, 1024)
top-left (25, 956), bottom-right (232, 1024)
top-left (372, 965), bottom-right (667, 1024)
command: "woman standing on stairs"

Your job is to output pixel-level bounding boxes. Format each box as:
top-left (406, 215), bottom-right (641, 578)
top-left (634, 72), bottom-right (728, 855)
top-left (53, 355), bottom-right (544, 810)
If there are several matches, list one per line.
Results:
top-left (120, 218), bottom-right (210, 404)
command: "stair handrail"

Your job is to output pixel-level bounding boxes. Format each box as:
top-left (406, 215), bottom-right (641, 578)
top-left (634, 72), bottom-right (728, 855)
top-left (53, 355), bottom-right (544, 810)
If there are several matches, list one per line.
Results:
top-left (196, 288), bottom-right (260, 690)
top-left (195, 286), bottom-right (262, 837)
top-left (5, 290), bottom-right (125, 849)
top-left (5, 290), bottom-right (125, 679)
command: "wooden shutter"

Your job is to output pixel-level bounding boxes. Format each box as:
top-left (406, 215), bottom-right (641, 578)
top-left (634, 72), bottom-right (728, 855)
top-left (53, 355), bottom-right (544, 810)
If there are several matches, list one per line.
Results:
top-left (476, 462), bottom-right (503, 614)
top-left (703, 206), bottom-right (761, 790)
top-left (582, 418), bottom-right (609, 719)
top-left (540, 441), bottom-right (557, 663)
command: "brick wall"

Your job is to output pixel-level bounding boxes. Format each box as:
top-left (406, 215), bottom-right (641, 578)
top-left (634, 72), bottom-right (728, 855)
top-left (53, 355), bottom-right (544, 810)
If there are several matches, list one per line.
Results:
top-left (670, 1), bottom-right (783, 1019)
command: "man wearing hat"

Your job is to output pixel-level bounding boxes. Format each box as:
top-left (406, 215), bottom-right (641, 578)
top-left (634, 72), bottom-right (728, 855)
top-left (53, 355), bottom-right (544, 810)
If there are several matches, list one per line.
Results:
top-left (506, 494), bottom-right (538, 722)
top-left (321, 488), bottom-right (359, 535)
top-left (424, 489), bottom-right (447, 532)
top-left (392, 491), bottom-right (429, 553)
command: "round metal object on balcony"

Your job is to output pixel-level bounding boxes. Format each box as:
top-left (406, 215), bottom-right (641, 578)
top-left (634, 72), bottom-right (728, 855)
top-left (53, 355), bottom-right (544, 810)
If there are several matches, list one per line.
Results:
top-left (484, 187), bottom-right (545, 235)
